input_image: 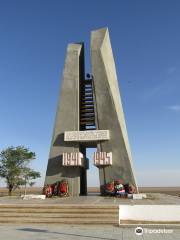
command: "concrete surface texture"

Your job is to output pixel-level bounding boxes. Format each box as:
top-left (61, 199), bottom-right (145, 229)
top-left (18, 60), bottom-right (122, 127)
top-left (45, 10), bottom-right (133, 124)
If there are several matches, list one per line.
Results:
top-left (0, 193), bottom-right (180, 205)
top-left (0, 195), bottom-right (179, 225)
top-left (0, 224), bottom-right (179, 240)
top-left (91, 28), bottom-right (137, 189)
top-left (45, 43), bottom-right (84, 196)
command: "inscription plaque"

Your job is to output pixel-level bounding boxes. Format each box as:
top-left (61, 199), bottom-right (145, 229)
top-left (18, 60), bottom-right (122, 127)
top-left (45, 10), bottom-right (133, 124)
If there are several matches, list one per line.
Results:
top-left (64, 130), bottom-right (110, 142)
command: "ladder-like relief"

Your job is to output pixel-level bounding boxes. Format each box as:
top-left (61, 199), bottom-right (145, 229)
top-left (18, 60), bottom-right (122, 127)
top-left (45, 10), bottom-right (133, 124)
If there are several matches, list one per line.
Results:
top-left (80, 75), bottom-right (96, 130)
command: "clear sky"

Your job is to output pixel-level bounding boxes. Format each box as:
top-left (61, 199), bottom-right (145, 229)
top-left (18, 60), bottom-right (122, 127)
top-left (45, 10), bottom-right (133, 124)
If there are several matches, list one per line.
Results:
top-left (0, 0), bottom-right (180, 187)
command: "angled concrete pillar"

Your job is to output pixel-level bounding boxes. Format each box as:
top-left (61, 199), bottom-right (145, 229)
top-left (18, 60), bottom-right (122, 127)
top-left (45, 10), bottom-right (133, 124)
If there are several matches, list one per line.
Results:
top-left (91, 28), bottom-right (138, 191)
top-left (45, 43), bottom-right (84, 196)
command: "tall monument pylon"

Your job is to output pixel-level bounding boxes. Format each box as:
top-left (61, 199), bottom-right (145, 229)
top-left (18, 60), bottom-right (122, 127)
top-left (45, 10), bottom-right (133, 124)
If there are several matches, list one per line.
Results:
top-left (45, 28), bottom-right (138, 196)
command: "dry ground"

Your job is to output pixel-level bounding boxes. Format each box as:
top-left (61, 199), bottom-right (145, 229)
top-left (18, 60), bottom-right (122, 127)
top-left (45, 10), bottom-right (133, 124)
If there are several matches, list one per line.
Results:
top-left (0, 186), bottom-right (179, 197)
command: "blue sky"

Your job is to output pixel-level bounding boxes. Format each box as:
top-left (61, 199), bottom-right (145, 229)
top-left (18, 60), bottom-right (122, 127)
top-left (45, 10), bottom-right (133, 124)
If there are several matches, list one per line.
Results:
top-left (0, 0), bottom-right (180, 187)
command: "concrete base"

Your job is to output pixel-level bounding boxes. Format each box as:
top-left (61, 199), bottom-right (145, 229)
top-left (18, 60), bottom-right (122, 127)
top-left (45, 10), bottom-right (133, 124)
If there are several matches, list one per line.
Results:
top-left (0, 194), bottom-right (179, 225)
top-left (119, 205), bottom-right (180, 224)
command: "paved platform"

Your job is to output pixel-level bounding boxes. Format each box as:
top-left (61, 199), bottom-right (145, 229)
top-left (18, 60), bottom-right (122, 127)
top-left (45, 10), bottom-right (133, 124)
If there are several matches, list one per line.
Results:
top-left (0, 193), bottom-right (180, 205)
top-left (0, 194), bottom-right (179, 225)
top-left (0, 224), bottom-right (179, 240)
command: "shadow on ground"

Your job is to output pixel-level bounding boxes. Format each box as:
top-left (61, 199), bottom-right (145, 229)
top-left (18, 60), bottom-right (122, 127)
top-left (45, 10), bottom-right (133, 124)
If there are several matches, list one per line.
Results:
top-left (17, 228), bottom-right (119, 240)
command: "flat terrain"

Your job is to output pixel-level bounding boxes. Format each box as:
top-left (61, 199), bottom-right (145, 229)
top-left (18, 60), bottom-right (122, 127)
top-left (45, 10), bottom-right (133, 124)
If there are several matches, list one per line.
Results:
top-left (0, 224), bottom-right (179, 240)
top-left (139, 187), bottom-right (180, 197)
top-left (0, 187), bottom-right (180, 197)
top-left (0, 193), bottom-right (180, 205)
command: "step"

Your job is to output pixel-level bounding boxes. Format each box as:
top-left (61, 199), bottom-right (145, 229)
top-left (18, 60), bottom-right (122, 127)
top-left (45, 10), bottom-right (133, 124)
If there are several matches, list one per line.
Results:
top-left (0, 213), bottom-right (118, 218)
top-left (0, 204), bottom-right (118, 225)
top-left (80, 109), bottom-right (94, 113)
top-left (0, 204), bottom-right (118, 209)
top-left (80, 118), bottom-right (95, 121)
top-left (81, 113), bottom-right (95, 116)
top-left (0, 217), bottom-right (117, 224)
top-left (0, 208), bottom-right (117, 213)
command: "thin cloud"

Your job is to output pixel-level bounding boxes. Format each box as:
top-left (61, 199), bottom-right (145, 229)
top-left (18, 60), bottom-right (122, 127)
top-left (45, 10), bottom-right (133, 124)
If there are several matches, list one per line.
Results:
top-left (142, 67), bottom-right (177, 100)
top-left (167, 105), bottom-right (180, 113)
top-left (167, 66), bottom-right (176, 75)
top-left (144, 83), bottom-right (173, 99)
top-left (145, 85), bottom-right (164, 98)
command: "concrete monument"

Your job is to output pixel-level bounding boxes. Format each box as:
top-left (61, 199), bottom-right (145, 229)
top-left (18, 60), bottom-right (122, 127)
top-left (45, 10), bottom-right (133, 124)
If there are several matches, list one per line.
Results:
top-left (45, 28), bottom-right (138, 196)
